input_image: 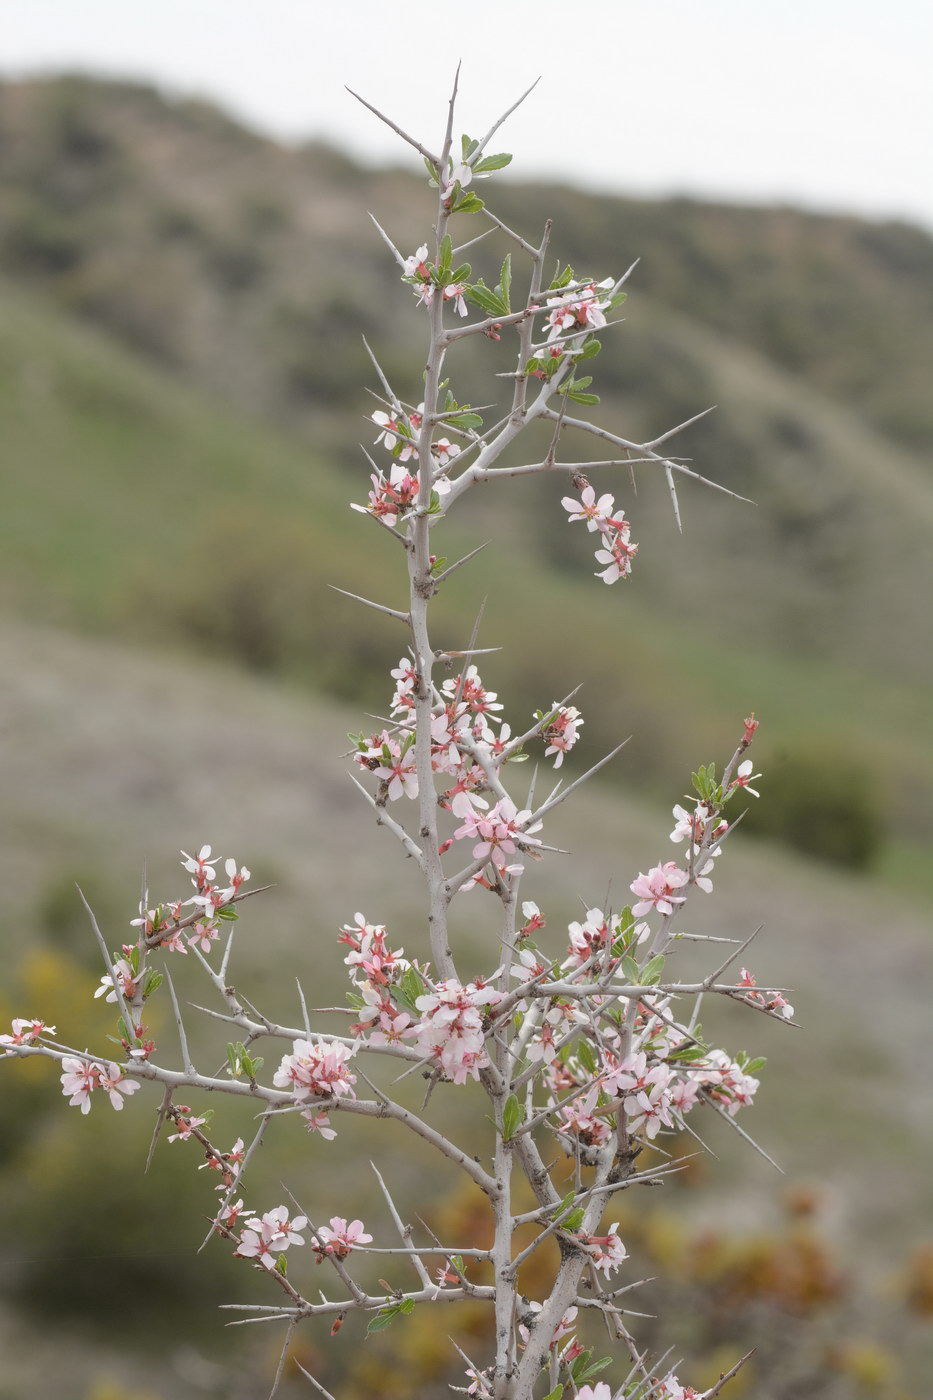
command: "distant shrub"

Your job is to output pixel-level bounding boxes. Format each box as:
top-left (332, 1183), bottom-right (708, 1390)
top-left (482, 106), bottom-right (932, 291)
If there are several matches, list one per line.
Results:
top-left (741, 745), bottom-right (882, 870)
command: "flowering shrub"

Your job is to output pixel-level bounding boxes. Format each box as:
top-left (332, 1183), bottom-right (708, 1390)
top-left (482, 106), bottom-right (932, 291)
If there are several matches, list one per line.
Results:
top-left (1, 76), bottom-right (787, 1400)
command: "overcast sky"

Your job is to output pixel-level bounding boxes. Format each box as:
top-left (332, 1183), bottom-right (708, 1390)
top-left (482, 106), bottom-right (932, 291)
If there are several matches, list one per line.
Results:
top-left (5, 0), bottom-right (932, 228)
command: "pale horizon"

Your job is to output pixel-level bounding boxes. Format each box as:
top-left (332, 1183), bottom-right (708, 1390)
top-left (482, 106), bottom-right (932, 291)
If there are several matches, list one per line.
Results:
top-left (4, 0), bottom-right (932, 232)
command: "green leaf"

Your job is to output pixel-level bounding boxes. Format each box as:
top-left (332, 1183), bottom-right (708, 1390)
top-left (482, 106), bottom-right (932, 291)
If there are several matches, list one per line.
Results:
top-left (438, 234), bottom-right (453, 275)
top-left (461, 133), bottom-right (474, 161)
top-left (620, 956), bottom-right (641, 984)
top-left (474, 151), bottom-right (512, 173)
top-left (549, 264), bottom-right (574, 290)
top-left (502, 1093), bottom-right (524, 1140)
top-left (561, 1208), bottom-right (585, 1231)
top-left (569, 1349), bottom-right (593, 1382)
top-left (275, 1253), bottom-right (287, 1276)
top-left (550, 1190), bottom-right (576, 1221)
top-left (744, 1056), bottom-right (767, 1074)
top-left (396, 966), bottom-right (427, 1014)
top-left (447, 412), bottom-right (484, 431)
top-left (576, 1038), bottom-right (598, 1076)
top-left (367, 1302), bottom-right (408, 1333)
top-left (567, 391), bottom-right (600, 406)
top-left (423, 155), bottom-right (439, 185)
top-left (453, 191), bottom-right (485, 214)
top-left (499, 254), bottom-right (512, 311)
top-left (577, 1356), bottom-right (613, 1383)
top-left (465, 283), bottom-right (508, 317)
top-left (640, 954), bottom-right (666, 986)
top-left (578, 337), bottom-right (602, 360)
top-left (543, 1387), bottom-right (564, 1400)
top-left (217, 905), bottom-right (239, 921)
top-left (450, 262), bottom-right (472, 283)
top-left (141, 970), bottom-right (163, 1000)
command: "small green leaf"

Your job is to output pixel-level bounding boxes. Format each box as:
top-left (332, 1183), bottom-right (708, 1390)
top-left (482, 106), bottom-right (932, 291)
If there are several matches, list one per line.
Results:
top-left (474, 151), bottom-right (512, 173)
top-left (577, 1356), bottom-right (613, 1383)
top-left (620, 955), bottom-right (641, 984)
top-left (396, 966), bottom-right (427, 1014)
top-left (561, 1208), bottom-right (585, 1231)
top-left (549, 264), bottom-right (574, 290)
top-left (578, 337), bottom-right (602, 360)
top-left (275, 1253), bottom-right (287, 1276)
top-left (438, 234), bottom-right (453, 274)
top-left (502, 1093), bottom-right (524, 1140)
top-left (743, 1056), bottom-right (767, 1074)
top-left (543, 1387), bottom-right (564, 1400)
top-left (499, 254), bottom-right (512, 311)
top-left (641, 954), bottom-right (666, 985)
top-left (569, 1348), bottom-right (593, 1382)
top-left (423, 155), bottom-right (439, 185)
top-left (141, 969), bottom-right (163, 1000)
top-left (450, 262), bottom-right (472, 283)
top-left (367, 1303), bottom-right (405, 1333)
top-left (465, 282), bottom-right (508, 317)
top-left (576, 1038), bottom-right (598, 1076)
top-left (567, 391), bottom-right (600, 406)
top-left (453, 191), bottom-right (485, 214)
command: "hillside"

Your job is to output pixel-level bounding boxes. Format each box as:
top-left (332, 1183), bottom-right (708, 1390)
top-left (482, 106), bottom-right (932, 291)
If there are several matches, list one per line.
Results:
top-left (0, 72), bottom-right (931, 855)
top-left (2, 271), bottom-right (932, 849)
top-left (2, 618), bottom-right (932, 1395)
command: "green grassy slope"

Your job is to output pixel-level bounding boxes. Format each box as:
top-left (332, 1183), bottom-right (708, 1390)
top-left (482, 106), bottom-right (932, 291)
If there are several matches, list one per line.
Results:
top-left (3, 616), bottom-right (931, 1251)
top-left (2, 282), bottom-right (931, 846)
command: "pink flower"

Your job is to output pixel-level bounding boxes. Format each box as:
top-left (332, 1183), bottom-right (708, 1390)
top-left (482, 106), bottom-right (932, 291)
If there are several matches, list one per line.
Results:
top-left (181, 844), bottom-right (222, 890)
top-left (660, 1376), bottom-right (702, 1400)
top-left (236, 1207), bottom-right (307, 1269)
top-left (372, 409), bottom-right (402, 449)
top-left (443, 283), bottom-right (469, 317)
top-left (561, 485), bottom-right (616, 532)
top-left (301, 1108), bottom-right (338, 1140)
top-left (579, 1222), bottom-right (628, 1277)
top-left (520, 901), bottom-right (546, 937)
top-left (542, 704), bottom-right (583, 768)
top-left (594, 520), bottom-right (637, 584)
top-left (313, 1217), bottom-right (372, 1258)
top-left (402, 244), bottom-right (430, 278)
top-left (188, 921), bottom-right (219, 953)
top-left (576, 1386), bottom-right (613, 1400)
top-left (215, 1198), bottom-right (252, 1229)
top-left (414, 978), bottom-right (502, 1084)
top-left (545, 279), bottom-right (613, 342)
top-left (94, 958), bottom-right (138, 1004)
top-left (629, 862), bottom-right (690, 917)
top-left (453, 796), bottom-right (542, 873)
top-left (274, 1038), bottom-right (357, 1102)
top-left (168, 1108), bottom-right (208, 1141)
top-left (0, 1017), bottom-right (56, 1046)
top-left (98, 1061), bottom-right (140, 1110)
top-left (60, 1056), bottom-right (101, 1113)
top-left (731, 758), bottom-right (761, 797)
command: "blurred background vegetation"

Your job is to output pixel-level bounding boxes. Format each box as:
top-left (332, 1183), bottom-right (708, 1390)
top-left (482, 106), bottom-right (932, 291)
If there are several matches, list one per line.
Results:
top-left (0, 74), bottom-right (931, 1397)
